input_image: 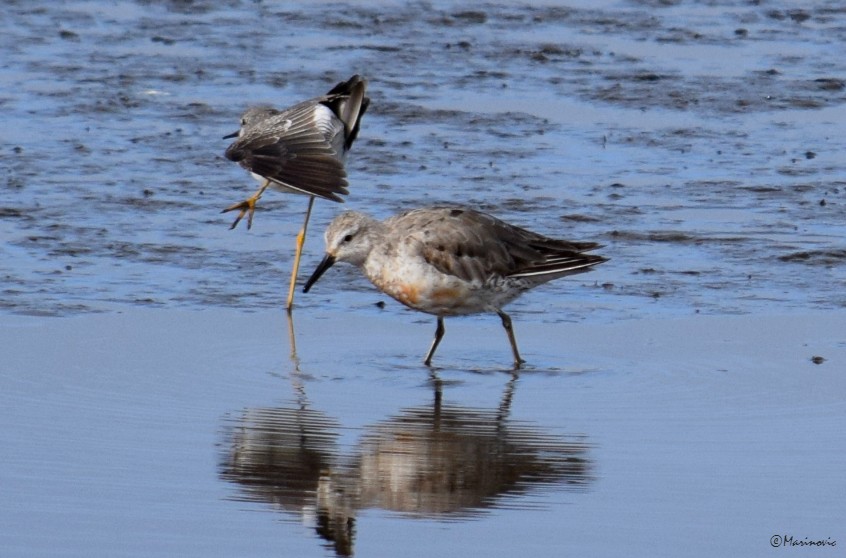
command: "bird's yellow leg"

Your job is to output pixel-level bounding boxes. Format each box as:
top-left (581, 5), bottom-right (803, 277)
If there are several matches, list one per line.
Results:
top-left (286, 196), bottom-right (315, 310)
top-left (222, 179), bottom-right (270, 230)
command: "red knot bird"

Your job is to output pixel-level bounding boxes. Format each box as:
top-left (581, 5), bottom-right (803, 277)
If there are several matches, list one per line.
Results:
top-left (303, 206), bottom-right (607, 368)
top-left (222, 75), bottom-right (369, 309)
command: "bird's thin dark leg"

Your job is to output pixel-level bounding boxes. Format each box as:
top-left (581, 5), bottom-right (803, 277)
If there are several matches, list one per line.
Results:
top-left (497, 310), bottom-right (524, 369)
top-left (423, 317), bottom-right (446, 366)
top-left (222, 179), bottom-right (271, 230)
top-left (286, 196), bottom-right (315, 310)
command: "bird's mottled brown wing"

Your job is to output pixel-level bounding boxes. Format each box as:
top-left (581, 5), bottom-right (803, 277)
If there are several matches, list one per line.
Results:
top-left (224, 100), bottom-right (349, 201)
top-left (395, 206), bottom-right (605, 284)
top-left (224, 76), bottom-right (368, 202)
top-left (393, 207), bottom-right (528, 283)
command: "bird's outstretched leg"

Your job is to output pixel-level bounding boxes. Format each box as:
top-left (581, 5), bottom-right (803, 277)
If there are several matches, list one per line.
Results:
top-left (222, 179), bottom-right (271, 230)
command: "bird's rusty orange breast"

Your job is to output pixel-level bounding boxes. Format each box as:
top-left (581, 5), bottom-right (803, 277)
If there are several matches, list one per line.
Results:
top-left (394, 282), bottom-right (421, 306)
top-left (366, 247), bottom-right (474, 315)
top-left (375, 277), bottom-right (468, 314)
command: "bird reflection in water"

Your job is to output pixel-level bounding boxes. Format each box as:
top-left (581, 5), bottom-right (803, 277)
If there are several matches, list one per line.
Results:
top-left (219, 374), bottom-right (592, 556)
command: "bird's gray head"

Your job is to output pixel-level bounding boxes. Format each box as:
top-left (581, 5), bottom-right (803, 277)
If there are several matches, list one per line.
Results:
top-left (303, 211), bottom-right (381, 293)
top-left (239, 106), bottom-right (279, 130)
top-left (240, 106), bottom-right (279, 135)
top-left (323, 211), bottom-right (381, 266)
top-left (223, 106), bottom-right (280, 139)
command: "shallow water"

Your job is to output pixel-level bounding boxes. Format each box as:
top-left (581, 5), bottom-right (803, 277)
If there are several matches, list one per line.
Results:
top-left (2, 1), bottom-right (845, 556)
top-left (2, 310), bottom-right (844, 557)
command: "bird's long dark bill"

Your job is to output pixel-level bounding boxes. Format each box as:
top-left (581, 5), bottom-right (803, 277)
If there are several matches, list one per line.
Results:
top-left (303, 254), bottom-right (336, 293)
top-left (222, 131), bottom-right (238, 139)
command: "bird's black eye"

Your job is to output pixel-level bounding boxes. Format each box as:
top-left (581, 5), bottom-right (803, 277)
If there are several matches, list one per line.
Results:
top-left (343, 234), bottom-right (353, 242)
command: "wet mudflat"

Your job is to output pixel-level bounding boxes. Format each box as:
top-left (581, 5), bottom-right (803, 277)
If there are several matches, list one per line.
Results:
top-left (1, 1), bottom-right (845, 556)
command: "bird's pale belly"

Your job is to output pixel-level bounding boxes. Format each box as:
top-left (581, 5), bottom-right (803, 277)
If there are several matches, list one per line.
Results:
top-left (250, 173), bottom-right (310, 197)
top-left (365, 258), bottom-right (521, 316)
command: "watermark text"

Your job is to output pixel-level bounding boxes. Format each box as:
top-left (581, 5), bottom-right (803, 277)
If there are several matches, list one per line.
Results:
top-left (771, 535), bottom-right (837, 548)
